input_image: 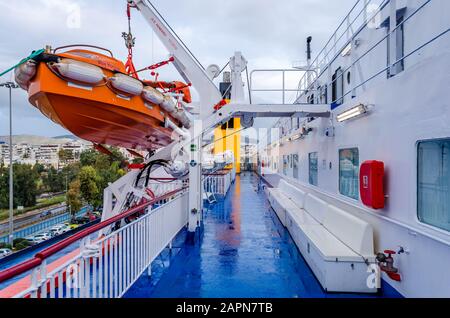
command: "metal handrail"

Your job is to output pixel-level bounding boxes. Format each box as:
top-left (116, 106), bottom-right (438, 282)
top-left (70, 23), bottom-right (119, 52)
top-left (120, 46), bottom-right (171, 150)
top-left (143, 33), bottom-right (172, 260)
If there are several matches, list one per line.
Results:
top-left (333, 28), bottom-right (450, 105)
top-left (0, 188), bottom-right (186, 284)
top-left (53, 44), bottom-right (114, 57)
top-left (295, 0), bottom-right (444, 107)
top-left (249, 69), bottom-right (312, 104)
top-left (323, 0), bottom-right (441, 106)
top-left (296, 0), bottom-right (388, 98)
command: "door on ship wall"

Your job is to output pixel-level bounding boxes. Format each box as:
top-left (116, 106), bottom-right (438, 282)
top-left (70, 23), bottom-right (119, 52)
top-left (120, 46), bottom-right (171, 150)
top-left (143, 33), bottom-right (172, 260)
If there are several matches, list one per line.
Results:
top-left (293, 154), bottom-right (299, 179)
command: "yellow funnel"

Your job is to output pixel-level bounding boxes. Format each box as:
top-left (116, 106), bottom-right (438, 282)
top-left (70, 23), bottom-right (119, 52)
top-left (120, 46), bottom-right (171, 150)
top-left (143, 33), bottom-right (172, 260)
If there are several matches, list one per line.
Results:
top-left (214, 117), bottom-right (241, 174)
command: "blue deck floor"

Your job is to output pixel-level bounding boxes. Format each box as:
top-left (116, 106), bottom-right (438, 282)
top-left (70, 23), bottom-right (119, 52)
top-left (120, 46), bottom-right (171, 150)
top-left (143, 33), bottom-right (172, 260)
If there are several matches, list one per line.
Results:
top-left (125, 173), bottom-right (401, 298)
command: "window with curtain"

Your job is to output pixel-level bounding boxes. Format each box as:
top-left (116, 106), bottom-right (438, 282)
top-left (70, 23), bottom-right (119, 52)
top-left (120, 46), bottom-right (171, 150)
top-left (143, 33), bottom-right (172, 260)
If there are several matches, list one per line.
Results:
top-left (309, 152), bottom-right (318, 186)
top-left (339, 148), bottom-right (359, 200)
top-left (418, 139), bottom-right (450, 232)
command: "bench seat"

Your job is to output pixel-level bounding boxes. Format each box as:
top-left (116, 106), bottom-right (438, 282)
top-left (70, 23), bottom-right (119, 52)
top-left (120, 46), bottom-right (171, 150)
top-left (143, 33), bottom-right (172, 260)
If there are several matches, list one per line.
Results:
top-left (268, 188), bottom-right (298, 227)
top-left (266, 179), bottom-right (378, 293)
top-left (286, 207), bottom-right (320, 226)
top-left (300, 225), bottom-right (363, 262)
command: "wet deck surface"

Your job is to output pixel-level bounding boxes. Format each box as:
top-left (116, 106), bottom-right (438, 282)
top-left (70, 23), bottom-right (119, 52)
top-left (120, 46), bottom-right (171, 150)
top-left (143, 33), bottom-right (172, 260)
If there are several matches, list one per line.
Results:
top-left (125, 173), bottom-right (401, 298)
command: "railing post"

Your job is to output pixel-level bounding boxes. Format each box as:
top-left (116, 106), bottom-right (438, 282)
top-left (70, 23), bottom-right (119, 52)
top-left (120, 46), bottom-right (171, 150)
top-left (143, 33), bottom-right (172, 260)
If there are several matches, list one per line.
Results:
top-left (39, 260), bottom-right (48, 298)
top-left (30, 267), bottom-right (39, 298)
top-left (187, 134), bottom-right (202, 243)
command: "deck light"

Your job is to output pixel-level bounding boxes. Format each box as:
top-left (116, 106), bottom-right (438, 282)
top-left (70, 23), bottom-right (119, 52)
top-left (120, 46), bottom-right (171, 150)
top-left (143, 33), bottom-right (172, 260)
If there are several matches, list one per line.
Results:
top-left (341, 43), bottom-right (352, 57)
top-left (336, 104), bottom-right (368, 122)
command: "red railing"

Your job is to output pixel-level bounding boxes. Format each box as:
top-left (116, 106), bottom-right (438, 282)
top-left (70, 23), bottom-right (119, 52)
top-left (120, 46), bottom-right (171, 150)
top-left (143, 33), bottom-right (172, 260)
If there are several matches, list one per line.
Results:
top-left (0, 188), bottom-right (186, 284)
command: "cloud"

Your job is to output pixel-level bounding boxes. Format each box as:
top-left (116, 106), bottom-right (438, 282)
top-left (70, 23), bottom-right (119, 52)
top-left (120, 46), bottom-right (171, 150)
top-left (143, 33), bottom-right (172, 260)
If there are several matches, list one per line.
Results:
top-left (0, 0), bottom-right (355, 136)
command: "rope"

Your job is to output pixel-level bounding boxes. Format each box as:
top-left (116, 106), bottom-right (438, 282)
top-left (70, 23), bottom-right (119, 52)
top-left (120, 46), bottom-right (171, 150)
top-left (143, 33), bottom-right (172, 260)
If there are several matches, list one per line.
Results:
top-left (0, 49), bottom-right (45, 78)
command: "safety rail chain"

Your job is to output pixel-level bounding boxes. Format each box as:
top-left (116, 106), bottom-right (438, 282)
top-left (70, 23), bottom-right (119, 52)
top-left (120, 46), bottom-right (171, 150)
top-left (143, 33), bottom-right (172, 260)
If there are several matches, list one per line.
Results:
top-left (0, 187), bottom-right (188, 298)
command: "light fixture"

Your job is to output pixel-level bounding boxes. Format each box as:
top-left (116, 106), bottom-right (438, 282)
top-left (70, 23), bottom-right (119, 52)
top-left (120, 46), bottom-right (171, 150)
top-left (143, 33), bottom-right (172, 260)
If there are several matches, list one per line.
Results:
top-left (341, 43), bottom-right (352, 57)
top-left (290, 133), bottom-right (302, 141)
top-left (336, 104), bottom-right (368, 122)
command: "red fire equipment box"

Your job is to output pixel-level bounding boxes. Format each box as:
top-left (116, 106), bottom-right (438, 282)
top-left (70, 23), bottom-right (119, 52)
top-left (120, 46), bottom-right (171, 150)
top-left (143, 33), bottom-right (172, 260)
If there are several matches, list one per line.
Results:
top-left (360, 161), bottom-right (385, 209)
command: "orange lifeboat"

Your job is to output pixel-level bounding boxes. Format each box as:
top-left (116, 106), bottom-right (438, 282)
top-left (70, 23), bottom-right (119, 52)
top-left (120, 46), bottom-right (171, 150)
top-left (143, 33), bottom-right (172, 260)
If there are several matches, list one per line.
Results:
top-left (15, 45), bottom-right (192, 151)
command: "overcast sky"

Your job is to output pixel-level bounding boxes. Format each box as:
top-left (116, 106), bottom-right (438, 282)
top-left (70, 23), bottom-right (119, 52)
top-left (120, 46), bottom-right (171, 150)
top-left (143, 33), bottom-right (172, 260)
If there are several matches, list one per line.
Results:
top-left (0, 0), bottom-right (355, 137)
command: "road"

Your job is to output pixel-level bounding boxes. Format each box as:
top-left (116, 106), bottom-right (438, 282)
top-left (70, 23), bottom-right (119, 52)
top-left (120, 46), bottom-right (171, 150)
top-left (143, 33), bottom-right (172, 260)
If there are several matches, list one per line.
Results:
top-left (0, 204), bottom-right (67, 234)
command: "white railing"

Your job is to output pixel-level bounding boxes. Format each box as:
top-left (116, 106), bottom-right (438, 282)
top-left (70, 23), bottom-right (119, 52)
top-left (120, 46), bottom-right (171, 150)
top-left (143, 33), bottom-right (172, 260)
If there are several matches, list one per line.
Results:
top-left (249, 69), bottom-right (308, 105)
top-left (203, 169), bottom-right (236, 197)
top-left (295, 0), bottom-right (449, 107)
top-left (296, 0), bottom-right (387, 99)
top-left (148, 179), bottom-right (186, 198)
top-left (9, 190), bottom-right (188, 299)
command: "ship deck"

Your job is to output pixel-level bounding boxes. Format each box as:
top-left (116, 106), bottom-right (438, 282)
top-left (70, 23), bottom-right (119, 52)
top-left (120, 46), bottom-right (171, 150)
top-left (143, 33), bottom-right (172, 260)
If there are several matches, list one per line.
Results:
top-left (124, 173), bottom-right (401, 298)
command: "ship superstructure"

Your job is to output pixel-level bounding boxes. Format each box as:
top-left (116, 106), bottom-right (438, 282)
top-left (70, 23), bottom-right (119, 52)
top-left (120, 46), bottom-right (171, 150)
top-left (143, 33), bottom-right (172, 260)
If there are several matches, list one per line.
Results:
top-left (0, 0), bottom-right (449, 299)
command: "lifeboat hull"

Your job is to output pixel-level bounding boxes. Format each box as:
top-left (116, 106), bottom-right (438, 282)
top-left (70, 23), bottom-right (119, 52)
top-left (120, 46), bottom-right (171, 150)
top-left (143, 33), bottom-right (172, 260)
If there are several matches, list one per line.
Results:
top-left (26, 51), bottom-right (177, 151)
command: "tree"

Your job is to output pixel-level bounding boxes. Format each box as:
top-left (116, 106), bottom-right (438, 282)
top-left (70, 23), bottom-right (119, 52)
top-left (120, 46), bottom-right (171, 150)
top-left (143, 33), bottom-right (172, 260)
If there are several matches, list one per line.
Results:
top-left (61, 163), bottom-right (81, 191)
top-left (66, 179), bottom-right (82, 215)
top-left (80, 149), bottom-right (98, 167)
top-left (13, 164), bottom-right (39, 208)
top-left (0, 165), bottom-right (7, 209)
top-left (0, 164), bottom-right (39, 209)
top-left (132, 157), bottom-right (144, 164)
top-left (78, 166), bottom-right (100, 206)
top-left (42, 166), bottom-right (64, 193)
top-left (33, 163), bottom-right (46, 175)
top-left (58, 148), bottom-right (74, 168)
top-left (97, 161), bottom-right (125, 194)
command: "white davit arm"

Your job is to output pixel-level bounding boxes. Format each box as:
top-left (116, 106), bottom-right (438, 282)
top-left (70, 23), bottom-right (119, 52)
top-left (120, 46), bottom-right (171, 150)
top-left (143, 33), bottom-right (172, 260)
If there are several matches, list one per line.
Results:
top-left (131, 0), bottom-right (223, 118)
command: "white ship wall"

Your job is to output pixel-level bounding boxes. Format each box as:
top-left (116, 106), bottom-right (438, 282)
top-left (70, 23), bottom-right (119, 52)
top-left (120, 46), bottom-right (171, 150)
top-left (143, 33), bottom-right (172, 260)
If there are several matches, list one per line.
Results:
top-left (268, 0), bottom-right (450, 297)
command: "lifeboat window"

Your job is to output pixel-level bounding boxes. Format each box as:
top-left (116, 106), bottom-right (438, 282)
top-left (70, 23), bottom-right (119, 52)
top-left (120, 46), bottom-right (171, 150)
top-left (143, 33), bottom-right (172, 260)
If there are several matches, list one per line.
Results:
top-left (339, 148), bottom-right (359, 200)
top-left (417, 139), bottom-right (450, 232)
top-left (309, 152), bottom-right (318, 186)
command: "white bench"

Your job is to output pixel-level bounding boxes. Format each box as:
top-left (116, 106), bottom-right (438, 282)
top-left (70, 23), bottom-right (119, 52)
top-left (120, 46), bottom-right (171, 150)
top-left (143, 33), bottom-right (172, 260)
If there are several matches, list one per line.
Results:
top-left (268, 180), bottom-right (378, 293)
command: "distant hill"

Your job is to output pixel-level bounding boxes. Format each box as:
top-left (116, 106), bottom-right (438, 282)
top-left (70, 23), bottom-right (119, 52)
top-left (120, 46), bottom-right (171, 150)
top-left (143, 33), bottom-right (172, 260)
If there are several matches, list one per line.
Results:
top-left (53, 134), bottom-right (78, 140)
top-left (0, 135), bottom-right (90, 145)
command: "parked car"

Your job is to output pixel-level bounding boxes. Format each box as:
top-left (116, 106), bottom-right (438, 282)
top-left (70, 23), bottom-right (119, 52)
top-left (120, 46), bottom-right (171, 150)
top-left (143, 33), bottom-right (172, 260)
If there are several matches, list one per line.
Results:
top-left (49, 227), bottom-right (63, 236)
top-left (73, 215), bottom-right (90, 225)
top-left (27, 233), bottom-right (52, 245)
top-left (49, 224), bottom-right (70, 236)
top-left (93, 211), bottom-right (102, 218)
top-left (0, 248), bottom-right (12, 258)
top-left (60, 224), bottom-right (71, 233)
top-left (43, 231), bottom-right (56, 238)
top-left (26, 237), bottom-right (41, 245)
top-left (64, 222), bottom-right (79, 230)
